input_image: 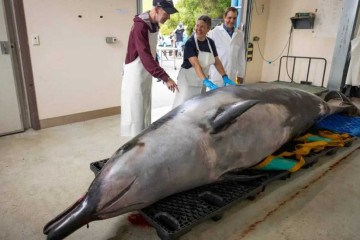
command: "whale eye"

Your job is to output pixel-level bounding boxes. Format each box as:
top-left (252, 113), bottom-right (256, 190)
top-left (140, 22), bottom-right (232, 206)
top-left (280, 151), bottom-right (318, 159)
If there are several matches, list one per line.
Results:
top-left (115, 140), bottom-right (146, 156)
top-left (122, 143), bottom-right (134, 152)
top-left (114, 139), bottom-right (139, 155)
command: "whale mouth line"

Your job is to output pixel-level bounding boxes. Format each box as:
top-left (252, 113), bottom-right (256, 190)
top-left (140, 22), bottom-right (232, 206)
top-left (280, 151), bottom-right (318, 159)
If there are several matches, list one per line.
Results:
top-left (43, 194), bottom-right (86, 234)
top-left (97, 176), bottom-right (138, 213)
top-left (96, 202), bottom-right (146, 218)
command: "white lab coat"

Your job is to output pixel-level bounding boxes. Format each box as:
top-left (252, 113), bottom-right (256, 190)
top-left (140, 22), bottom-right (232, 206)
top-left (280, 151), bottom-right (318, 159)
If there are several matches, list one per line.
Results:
top-left (208, 24), bottom-right (246, 86)
top-left (120, 32), bottom-right (158, 137)
top-left (172, 36), bottom-right (215, 108)
top-left (345, 35), bottom-right (360, 87)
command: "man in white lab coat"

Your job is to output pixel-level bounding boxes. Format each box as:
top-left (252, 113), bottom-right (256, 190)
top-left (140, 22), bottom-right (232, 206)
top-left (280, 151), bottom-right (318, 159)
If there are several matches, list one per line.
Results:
top-left (344, 31), bottom-right (360, 97)
top-left (208, 7), bottom-right (246, 86)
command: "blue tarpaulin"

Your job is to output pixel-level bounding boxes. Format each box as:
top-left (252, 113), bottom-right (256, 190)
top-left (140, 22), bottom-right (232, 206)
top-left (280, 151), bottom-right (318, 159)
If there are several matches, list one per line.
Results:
top-left (315, 114), bottom-right (360, 137)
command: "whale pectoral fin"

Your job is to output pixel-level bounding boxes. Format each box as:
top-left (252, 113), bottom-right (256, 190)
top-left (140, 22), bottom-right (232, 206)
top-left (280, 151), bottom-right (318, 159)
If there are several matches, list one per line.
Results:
top-left (210, 100), bottom-right (260, 133)
top-left (324, 91), bottom-right (351, 103)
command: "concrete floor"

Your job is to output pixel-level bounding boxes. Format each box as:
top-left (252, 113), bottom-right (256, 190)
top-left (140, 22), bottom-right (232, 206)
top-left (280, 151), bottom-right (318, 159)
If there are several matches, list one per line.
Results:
top-left (1, 58), bottom-right (360, 239)
top-left (0, 114), bottom-right (360, 240)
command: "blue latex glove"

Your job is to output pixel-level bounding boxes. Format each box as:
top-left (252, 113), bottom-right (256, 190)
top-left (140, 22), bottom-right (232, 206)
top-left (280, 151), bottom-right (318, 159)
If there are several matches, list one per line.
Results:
top-left (222, 75), bottom-right (236, 86)
top-left (203, 78), bottom-right (219, 90)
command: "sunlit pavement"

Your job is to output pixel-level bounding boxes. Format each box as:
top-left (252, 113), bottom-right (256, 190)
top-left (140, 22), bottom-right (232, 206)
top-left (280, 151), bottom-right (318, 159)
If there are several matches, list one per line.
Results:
top-left (152, 52), bottom-right (182, 121)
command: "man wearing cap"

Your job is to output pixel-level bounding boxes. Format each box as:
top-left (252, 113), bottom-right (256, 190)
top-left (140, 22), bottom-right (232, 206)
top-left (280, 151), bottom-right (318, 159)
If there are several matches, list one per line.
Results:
top-left (121, 0), bottom-right (179, 137)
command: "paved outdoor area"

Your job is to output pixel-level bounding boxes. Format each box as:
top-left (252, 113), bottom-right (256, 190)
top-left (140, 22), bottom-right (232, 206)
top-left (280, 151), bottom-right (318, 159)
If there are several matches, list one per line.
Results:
top-left (152, 50), bottom-right (182, 121)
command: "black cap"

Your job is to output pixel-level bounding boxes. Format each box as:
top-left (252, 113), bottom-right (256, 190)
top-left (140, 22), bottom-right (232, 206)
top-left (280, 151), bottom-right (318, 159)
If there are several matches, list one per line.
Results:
top-left (153, 0), bottom-right (178, 14)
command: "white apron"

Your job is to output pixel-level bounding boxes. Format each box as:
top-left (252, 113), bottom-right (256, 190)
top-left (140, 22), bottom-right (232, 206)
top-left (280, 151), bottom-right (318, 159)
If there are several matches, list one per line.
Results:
top-left (345, 35), bottom-right (360, 87)
top-left (120, 31), bottom-right (158, 137)
top-left (172, 36), bottom-right (215, 108)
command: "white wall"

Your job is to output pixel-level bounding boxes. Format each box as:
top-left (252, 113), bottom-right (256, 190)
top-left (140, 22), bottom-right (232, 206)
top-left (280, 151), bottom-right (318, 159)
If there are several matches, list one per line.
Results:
top-left (245, 0), bottom-right (270, 83)
top-left (23, 0), bottom-right (136, 119)
top-left (246, 0), bottom-right (342, 86)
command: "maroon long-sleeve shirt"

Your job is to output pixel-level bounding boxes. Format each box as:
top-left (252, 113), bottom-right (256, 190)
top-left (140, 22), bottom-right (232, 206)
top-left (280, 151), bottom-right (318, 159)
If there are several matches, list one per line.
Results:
top-left (125, 12), bottom-right (169, 82)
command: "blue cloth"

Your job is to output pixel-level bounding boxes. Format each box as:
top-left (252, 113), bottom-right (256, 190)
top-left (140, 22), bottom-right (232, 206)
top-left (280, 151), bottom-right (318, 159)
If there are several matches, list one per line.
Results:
top-left (203, 78), bottom-right (218, 90)
top-left (315, 113), bottom-right (360, 137)
top-left (181, 35), bottom-right (218, 69)
top-left (222, 75), bottom-right (236, 86)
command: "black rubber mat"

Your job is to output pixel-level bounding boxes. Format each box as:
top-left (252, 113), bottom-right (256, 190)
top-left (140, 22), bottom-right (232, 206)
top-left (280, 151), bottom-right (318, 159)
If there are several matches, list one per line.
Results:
top-left (89, 135), bottom-right (354, 240)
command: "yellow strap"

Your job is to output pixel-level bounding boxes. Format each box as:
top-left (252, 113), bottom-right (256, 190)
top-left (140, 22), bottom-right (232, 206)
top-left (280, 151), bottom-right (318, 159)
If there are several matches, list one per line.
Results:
top-left (254, 130), bottom-right (352, 172)
top-left (296, 131), bottom-right (352, 144)
top-left (294, 141), bottom-right (328, 154)
top-left (253, 152), bottom-right (306, 172)
top-left (295, 133), bottom-right (316, 142)
top-left (277, 151), bottom-right (306, 172)
top-left (289, 155), bottom-right (305, 172)
top-left (318, 130), bottom-right (352, 146)
top-left (253, 155), bottom-right (275, 169)
top-left (318, 130), bottom-right (350, 141)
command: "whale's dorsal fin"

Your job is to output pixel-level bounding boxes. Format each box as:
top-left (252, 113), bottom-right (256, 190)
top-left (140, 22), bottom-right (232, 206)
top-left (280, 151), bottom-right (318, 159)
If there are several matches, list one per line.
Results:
top-left (324, 91), bottom-right (360, 116)
top-left (324, 91), bottom-right (351, 103)
top-left (210, 100), bottom-right (260, 134)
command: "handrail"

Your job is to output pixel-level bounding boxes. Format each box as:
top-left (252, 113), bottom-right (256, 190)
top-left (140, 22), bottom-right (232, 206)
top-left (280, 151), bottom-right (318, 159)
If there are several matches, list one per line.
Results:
top-left (277, 56), bottom-right (327, 87)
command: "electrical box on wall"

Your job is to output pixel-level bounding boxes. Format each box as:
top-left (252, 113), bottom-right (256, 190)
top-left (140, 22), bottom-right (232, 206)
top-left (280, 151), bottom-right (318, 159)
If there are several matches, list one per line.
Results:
top-left (105, 37), bottom-right (118, 44)
top-left (290, 12), bottom-right (315, 29)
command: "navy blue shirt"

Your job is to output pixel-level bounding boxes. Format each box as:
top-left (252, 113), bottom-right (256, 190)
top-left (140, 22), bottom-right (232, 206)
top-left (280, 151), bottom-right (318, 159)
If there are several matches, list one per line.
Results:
top-left (223, 24), bottom-right (235, 37)
top-left (181, 35), bottom-right (218, 69)
top-left (175, 28), bottom-right (184, 42)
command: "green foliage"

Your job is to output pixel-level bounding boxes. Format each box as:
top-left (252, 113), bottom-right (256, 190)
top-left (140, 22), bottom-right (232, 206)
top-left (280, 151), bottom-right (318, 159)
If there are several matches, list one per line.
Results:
top-left (159, 0), bottom-right (231, 36)
top-left (142, 0), bottom-right (152, 11)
